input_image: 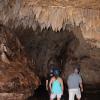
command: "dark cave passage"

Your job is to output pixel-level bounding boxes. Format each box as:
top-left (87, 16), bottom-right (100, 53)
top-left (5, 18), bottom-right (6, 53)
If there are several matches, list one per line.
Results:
top-left (27, 78), bottom-right (100, 100)
top-left (14, 27), bottom-right (80, 77)
top-left (0, 0), bottom-right (100, 100)
top-left (14, 27), bottom-right (100, 100)
top-left (0, 24), bottom-right (100, 100)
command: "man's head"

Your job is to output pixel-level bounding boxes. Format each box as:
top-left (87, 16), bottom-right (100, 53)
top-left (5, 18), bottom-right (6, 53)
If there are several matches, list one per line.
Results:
top-left (74, 68), bottom-right (78, 73)
top-left (50, 72), bottom-right (53, 77)
top-left (74, 67), bottom-right (79, 73)
top-left (49, 68), bottom-right (54, 77)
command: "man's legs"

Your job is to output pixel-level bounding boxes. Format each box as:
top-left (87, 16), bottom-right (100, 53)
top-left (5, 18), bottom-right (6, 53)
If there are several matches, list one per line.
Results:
top-left (75, 89), bottom-right (81, 100)
top-left (69, 89), bottom-right (75, 100)
top-left (76, 95), bottom-right (81, 100)
top-left (77, 98), bottom-right (81, 100)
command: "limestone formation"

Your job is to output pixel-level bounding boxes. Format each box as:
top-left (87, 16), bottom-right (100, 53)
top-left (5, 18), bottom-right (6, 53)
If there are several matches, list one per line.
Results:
top-left (0, 25), bottom-right (40, 100)
top-left (0, 0), bottom-right (100, 99)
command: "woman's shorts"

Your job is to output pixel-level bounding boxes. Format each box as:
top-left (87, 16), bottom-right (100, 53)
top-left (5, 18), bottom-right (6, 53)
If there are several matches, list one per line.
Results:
top-left (50, 93), bottom-right (62, 99)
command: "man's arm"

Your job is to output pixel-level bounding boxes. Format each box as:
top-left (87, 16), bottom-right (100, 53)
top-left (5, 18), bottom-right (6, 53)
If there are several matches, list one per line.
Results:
top-left (46, 80), bottom-right (48, 90)
top-left (79, 75), bottom-right (83, 92)
top-left (80, 82), bottom-right (83, 92)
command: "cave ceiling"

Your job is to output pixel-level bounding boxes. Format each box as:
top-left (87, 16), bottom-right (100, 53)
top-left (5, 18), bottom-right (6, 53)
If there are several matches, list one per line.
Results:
top-left (0, 0), bottom-right (100, 72)
top-left (0, 0), bottom-right (100, 43)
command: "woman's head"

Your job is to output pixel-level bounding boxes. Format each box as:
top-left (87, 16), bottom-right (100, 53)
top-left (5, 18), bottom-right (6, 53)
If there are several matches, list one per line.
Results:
top-left (54, 70), bottom-right (60, 78)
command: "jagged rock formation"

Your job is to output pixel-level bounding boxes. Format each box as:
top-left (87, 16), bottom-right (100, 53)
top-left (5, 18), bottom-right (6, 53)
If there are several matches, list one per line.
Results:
top-left (14, 27), bottom-right (79, 76)
top-left (0, 0), bottom-right (100, 44)
top-left (0, 25), bottom-right (40, 100)
top-left (14, 26), bottom-right (100, 85)
top-left (0, 0), bottom-right (100, 53)
top-left (0, 0), bottom-right (100, 99)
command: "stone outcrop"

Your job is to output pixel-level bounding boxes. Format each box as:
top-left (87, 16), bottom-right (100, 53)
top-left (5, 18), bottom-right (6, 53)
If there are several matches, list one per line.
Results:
top-left (0, 25), bottom-right (40, 100)
top-left (14, 26), bottom-right (100, 85)
top-left (0, 0), bottom-right (100, 99)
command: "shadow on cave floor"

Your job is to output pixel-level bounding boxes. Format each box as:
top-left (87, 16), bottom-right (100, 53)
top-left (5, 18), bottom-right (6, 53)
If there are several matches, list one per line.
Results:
top-left (27, 78), bottom-right (100, 100)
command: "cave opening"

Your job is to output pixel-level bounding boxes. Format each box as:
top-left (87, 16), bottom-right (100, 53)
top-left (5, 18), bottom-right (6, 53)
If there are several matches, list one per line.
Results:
top-left (0, 24), bottom-right (100, 100)
top-left (14, 26), bottom-right (80, 100)
top-left (13, 26), bottom-right (100, 100)
top-left (0, 0), bottom-right (100, 99)
top-left (14, 26), bottom-right (80, 77)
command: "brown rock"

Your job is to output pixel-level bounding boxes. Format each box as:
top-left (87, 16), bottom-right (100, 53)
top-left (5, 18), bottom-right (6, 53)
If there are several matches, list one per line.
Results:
top-left (0, 25), bottom-right (40, 100)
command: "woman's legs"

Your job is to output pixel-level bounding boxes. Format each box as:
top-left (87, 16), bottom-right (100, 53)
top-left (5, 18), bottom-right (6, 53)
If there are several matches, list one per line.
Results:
top-left (50, 94), bottom-right (56, 100)
top-left (57, 98), bottom-right (60, 100)
top-left (57, 94), bottom-right (62, 100)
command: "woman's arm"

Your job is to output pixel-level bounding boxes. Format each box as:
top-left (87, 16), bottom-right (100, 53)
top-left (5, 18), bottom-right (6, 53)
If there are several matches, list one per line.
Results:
top-left (49, 78), bottom-right (53, 92)
top-left (60, 78), bottom-right (64, 93)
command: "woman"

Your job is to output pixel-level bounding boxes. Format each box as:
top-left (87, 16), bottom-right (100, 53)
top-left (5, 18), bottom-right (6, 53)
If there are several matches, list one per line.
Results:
top-left (49, 70), bottom-right (64, 100)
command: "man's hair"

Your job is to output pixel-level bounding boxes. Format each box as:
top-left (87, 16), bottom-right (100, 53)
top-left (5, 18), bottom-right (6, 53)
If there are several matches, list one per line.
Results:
top-left (73, 66), bottom-right (80, 73)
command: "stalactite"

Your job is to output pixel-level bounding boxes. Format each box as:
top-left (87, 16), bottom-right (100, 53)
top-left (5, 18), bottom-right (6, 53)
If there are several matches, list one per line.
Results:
top-left (0, 0), bottom-right (100, 34)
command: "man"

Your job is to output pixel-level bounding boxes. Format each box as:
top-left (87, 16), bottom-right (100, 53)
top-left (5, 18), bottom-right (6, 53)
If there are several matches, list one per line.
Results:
top-left (67, 67), bottom-right (83, 100)
top-left (46, 69), bottom-right (54, 91)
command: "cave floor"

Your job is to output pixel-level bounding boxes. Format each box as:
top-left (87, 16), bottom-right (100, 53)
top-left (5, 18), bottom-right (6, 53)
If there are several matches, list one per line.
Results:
top-left (27, 83), bottom-right (100, 100)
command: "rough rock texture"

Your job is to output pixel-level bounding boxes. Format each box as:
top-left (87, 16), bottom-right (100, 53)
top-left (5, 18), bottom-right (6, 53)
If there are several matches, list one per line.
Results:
top-left (0, 0), bottom-right (100, 44)
top-left (14, 27), bottom-right (79, 76)
top-left (0, 25), bottom-right (40, 100)
top-left (14, 26), bottom-right (100, 85)
top-left (0, 0), bottom-right (100, 99)
top-left (63, 48), bottom-right (100, 84)
top-left (0, 22), bottom-right (100, 100)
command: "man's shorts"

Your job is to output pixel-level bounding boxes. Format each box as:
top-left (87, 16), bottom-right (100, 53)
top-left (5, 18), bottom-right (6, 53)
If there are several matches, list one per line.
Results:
top-left (68, 88), bottom-right (81, 100)
top-left (50, 93), bottom-right (62, 99)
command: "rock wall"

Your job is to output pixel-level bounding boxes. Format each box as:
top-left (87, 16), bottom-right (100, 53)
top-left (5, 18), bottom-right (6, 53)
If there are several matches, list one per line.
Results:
top-left (0, 25), bottom-right (40, 100)
top-left (0, 24), bottom-right (100, 99)
top-left (14, 26), bottom-right (100, 85)
top-left (14, 27), bottom-right (79, 76)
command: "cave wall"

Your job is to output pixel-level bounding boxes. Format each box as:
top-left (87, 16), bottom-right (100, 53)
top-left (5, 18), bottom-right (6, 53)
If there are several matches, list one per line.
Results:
top-left (14, 26), bottom-right (100, 85)
top-left (0, 0), bottom-right (100, 99)
top-left (14, 27), bottom-right (80, 76)
top-left (0, 23), bottom-right (100, 100)
top-left (0, 25), bottom-right (40, 100)
top-left (63, 26), bottom-right (100, 85)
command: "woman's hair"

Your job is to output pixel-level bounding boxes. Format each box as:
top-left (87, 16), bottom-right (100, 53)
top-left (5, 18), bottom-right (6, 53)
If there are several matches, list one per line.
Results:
top-left (54, 70), bottom-right (60, 79)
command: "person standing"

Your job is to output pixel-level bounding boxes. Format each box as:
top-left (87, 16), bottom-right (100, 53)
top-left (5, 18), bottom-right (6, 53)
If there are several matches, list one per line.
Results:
top-left (46, 66), bottom-right (61, 92)
top-left (46, 69), bottom-right (54, 92)
top-left (49, 70), bottom-right (64, 100)
top-left (67, 67), bottom-right (83, 100)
